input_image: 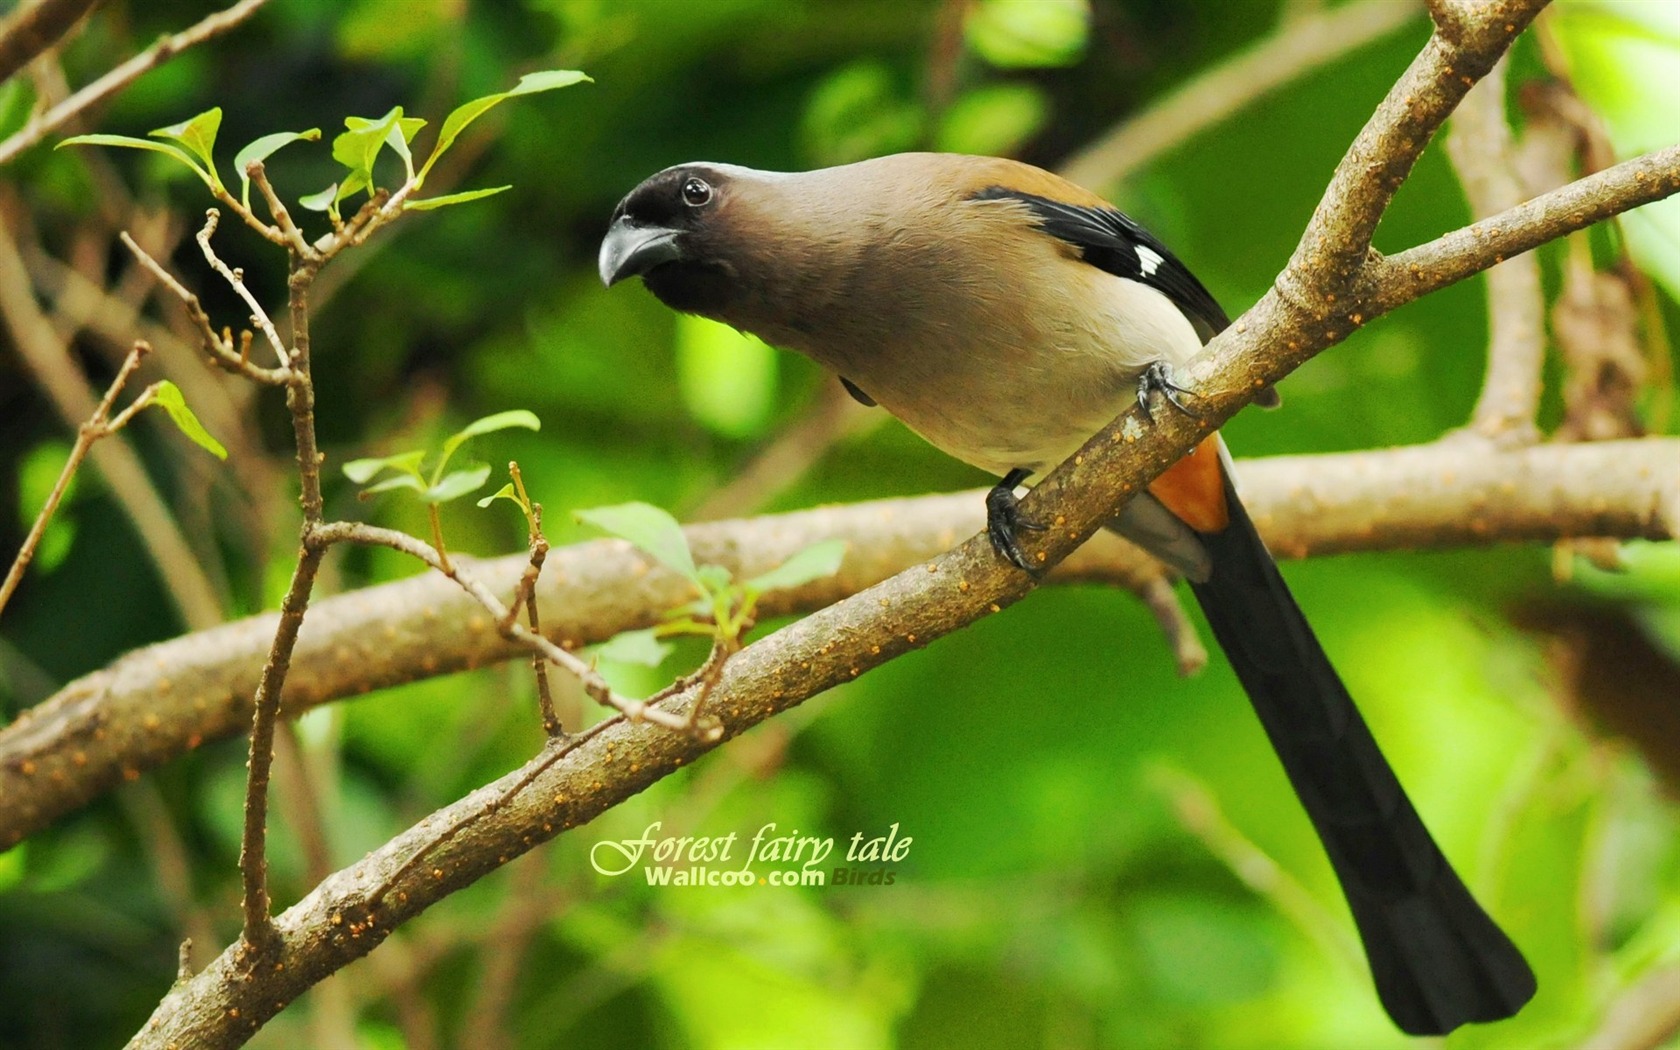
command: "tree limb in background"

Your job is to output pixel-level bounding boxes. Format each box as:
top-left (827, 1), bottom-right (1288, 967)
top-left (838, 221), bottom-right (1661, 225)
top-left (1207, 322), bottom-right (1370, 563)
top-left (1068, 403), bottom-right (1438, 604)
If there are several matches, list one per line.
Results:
top-left (0, 0), bottom-right (271, 166)
top-left (0, 0), bottom-right (107, 87)
top-left (1445, 57), bottom-right (1548, 442)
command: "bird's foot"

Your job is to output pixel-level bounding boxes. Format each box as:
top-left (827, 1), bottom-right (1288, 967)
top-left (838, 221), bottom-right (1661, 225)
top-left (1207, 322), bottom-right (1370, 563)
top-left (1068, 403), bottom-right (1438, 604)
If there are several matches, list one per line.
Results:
top-left (986, 468), bottom-right (1046, 575)
top-left (1136, 361), bottom-right (1200, 422)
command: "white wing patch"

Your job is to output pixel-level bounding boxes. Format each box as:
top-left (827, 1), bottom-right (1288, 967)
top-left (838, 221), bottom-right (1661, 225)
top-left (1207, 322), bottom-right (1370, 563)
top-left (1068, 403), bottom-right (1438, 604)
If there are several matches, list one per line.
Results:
top-left (1135, 244), bottom-right (1165, 277)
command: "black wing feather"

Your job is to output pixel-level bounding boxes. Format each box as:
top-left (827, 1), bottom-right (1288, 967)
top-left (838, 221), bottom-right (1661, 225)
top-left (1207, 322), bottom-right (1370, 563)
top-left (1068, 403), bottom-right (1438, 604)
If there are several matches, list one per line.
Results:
top-left (971, 187), bottom-right (1230, 344)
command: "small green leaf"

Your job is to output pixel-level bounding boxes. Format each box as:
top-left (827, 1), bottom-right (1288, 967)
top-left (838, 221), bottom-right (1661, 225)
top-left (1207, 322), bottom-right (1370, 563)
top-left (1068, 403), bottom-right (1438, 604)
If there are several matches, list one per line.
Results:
top-left (576, 501), bottom-right (699, 584)
top-left (342, 450), bottom-right (425, 484)
top-left (361, 474), bottom-right (427, 495)
top-left (966, 0), bottom-right (1089, 69)
top-left (234, 128), bottom-right (321, 208)
top-left (418, 69), bottom-right (590, 183)
top-left (745, 539), bottom-right (847, 594)
top-left (150, 381), bottom-right (227, 460)
top-left (150, 107), bottom-right (224, 190)
top-left (405, 185), bottom-right (512, 211)
top-left (332, 107), bottom-right (403, 198)
top-left (57, 134), bottom-right (213, 188)
top-left (298, 183), bottom-right (339, 212)
top-left (596, 628), bottom-right (673, 667)
top-left (436, 409), bottom-right (541, 472)
top-left (475, 482), bottom-right (520, 509)
top-left (423, 464), bottom-right (492, 503)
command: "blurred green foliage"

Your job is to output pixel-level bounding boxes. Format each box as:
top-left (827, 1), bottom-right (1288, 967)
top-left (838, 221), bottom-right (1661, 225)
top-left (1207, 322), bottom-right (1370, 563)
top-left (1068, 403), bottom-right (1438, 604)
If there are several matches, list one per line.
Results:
top-left (1, 1), bottom-right (1679, 1048)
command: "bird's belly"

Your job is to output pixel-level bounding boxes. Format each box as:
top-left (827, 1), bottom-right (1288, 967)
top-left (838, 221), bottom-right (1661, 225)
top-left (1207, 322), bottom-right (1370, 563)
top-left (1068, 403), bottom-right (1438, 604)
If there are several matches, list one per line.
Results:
top-left (828, 274), bottom-right (1202, 478)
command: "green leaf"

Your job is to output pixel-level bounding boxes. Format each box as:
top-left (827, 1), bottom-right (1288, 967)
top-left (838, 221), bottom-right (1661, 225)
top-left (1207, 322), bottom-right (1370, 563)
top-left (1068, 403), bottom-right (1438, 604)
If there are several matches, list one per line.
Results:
top-left (342, 450), bottom-right (425, 484)
top-left (436, 409), bottom-right (540, 475)
top-left (476, 481), bottom-right (519, 509)
top-left (234, 128), bottom-right (321, 208)
top-left (596, 628), bottom-right (673, 667)
top-left (966, 0), bottom-right (1089, 69)
top-left (418, 69), bottom-right (590, 183)
top-left (745, 540), bottom-right (847, 594)
top-left (936, 83), bottom-right (1049, 156)
top-left (404, 185), bottom-right (512, 211)
top-left (361, 474), bottom-right (427, 495)
top-left (422, 464), bottom-right (492, 503)
top-left (576, 501), bottom-right (699, 584)
top-left (56, 134), bottom-right (214, 189)
top-left (149, 381), bottom-right (227, 460)
top-left (149, 107), bottom-right (224, 190)
top-left (298, 183), bottom-right (338, 212)
top-left (332, 107), bottom-right (403, 198)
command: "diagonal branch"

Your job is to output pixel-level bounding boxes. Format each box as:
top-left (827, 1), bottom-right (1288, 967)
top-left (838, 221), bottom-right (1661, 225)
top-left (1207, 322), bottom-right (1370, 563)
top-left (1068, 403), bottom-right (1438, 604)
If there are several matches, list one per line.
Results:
top-left (0, 0), bottom-right (271, 166)
top-left (0, 0), bottom-right (107, 86)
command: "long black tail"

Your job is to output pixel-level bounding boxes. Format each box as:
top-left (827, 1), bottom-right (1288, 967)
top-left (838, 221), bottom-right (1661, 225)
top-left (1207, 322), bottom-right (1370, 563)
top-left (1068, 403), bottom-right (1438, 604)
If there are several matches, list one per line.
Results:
top-left (1187, 479), bottom-right (1536, 1035)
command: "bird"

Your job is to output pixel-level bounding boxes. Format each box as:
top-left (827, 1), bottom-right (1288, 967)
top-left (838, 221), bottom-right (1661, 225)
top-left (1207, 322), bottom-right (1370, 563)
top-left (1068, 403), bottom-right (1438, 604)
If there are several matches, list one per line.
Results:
top-left (598, 152), bottom-right (1537, 1034)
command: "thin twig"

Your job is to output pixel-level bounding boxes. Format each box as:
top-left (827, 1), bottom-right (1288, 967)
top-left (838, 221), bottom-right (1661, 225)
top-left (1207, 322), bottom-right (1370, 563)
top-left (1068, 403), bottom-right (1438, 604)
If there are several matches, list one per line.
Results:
top-left (0, 217), bottom-right (224, 628)
top-left (119, 230), bottom-right (290, 384)
top-left (0, 340), bottom-right (149, 619)
top-left (1139, 576), bottom-right (1209, 677)
top-left (248, 161), bottom-right (314, 260)
top-left (505, 464), bottom-right (560, 735)
top-left (196, 210), bottom-right (288, 367)
top-left (0, 0), bottom-right (272, 166)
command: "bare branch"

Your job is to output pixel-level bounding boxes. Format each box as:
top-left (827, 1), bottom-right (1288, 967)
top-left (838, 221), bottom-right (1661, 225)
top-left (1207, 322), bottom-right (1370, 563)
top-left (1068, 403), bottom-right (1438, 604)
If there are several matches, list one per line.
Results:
top-left (0, 209), bottom-right (224, 628)
top-left (119, 231), bottom-right (291, 385)
top-left (0, 340), bottom-right (149, 619)
top-left (4, 437), bottom-right (1674, 851)
top-left (1368, 140), bottom-right (1680, 313)
top-left (196, 210), bottom-right (288, 367)
top-left (0, 0), bottom-right (272, 166)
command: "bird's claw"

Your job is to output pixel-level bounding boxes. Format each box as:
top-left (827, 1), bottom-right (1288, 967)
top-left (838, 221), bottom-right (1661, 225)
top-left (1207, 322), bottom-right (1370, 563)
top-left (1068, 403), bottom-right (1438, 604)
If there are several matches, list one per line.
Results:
top-left (986, 469), bottom-right (1046, 575)
top-left (1136, 361), bottom-right (1199, 422)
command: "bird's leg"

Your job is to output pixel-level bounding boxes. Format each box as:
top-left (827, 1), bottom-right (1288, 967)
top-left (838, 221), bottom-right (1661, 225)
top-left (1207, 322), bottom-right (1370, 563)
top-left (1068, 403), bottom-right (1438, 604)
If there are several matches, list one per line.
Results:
top-left (1136, 361), bottom-right (1199, 421)
top-left (985, 467), bottom-right (1046, 574)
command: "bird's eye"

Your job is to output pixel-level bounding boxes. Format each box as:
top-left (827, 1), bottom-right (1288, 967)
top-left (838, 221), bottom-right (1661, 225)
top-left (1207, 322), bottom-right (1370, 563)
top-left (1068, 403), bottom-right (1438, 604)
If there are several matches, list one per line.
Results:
top-left (681, 176), bottom-right (713, 208)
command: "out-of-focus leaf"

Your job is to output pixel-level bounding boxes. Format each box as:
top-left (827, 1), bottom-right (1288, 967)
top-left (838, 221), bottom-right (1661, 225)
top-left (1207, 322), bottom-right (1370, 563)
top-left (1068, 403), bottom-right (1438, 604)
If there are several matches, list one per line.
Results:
top-left (361, 474), bottom-right (427, 496)
top-left (150, 381), bottom-right (227, 459)
top-left (745, 540), bottom-right (846, 594)
top-left (576, 501), bottom-right (699, 584)
top-left (343, 450), bottom-right (426, 484)
top-left (418, 69), bottom-right (591, 183)
top-left (936, 83), bottom-right (1049, 156)
top-left (17, 441), bottom-right (75, 573)
top-left (675, 314), bottom-right (777, 437)
top-left (965, 0), bottom-right (1089, 68)
top-left (149, 107), bottom-right (224, 190)
top-left (234, 128), bottom-right (321, 208)
top-left (405, 185), bottom-right (512, 211)
top-left (597, 627), bottom-right (674, 667)
top-left (422, 464), bottom-right (492, 503)
top-left (801, 61), bottom-right (923, 167)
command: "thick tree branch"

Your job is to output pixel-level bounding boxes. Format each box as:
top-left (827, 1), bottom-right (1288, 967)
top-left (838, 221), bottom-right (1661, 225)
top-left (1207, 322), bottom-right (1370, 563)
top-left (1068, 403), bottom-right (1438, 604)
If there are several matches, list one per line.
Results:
top-left (3, 438), bottom-right (1673, 851)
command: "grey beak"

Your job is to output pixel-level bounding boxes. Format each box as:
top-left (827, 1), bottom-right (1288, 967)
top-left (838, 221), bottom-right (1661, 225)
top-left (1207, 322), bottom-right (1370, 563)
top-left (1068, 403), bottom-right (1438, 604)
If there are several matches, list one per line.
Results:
top-left (599, 218), bottom-right (685, 287)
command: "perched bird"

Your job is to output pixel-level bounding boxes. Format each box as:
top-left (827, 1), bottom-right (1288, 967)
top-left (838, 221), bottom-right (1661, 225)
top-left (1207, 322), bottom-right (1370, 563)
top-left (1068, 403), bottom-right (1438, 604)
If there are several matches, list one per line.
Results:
top-left (599, 152), bottom-right (1536, 1034)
